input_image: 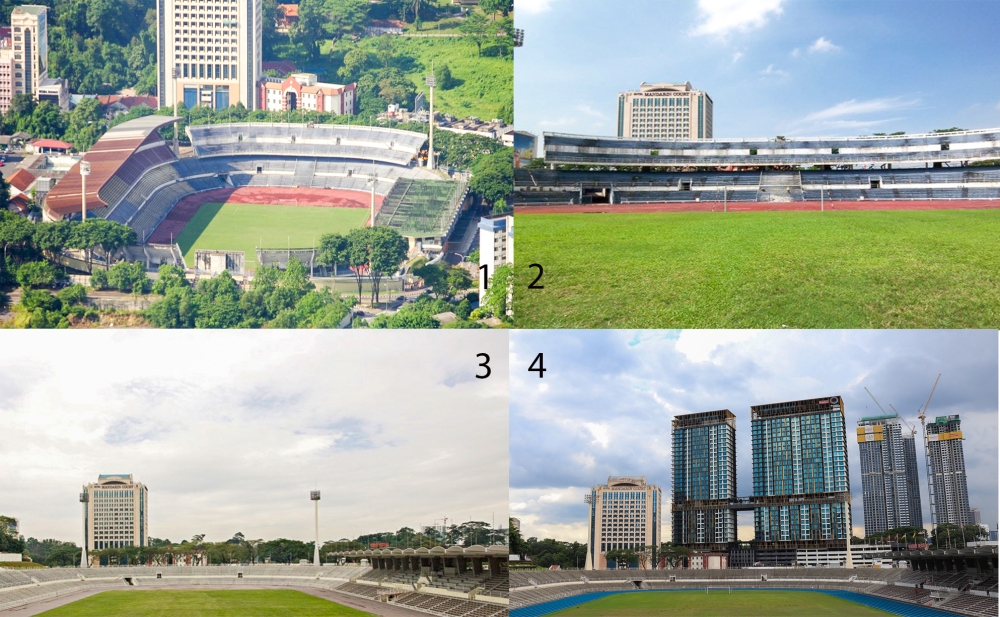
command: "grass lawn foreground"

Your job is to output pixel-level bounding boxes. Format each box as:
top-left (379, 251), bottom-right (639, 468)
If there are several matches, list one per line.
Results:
top-left (38, 589), bottom-right (373, 616)
top-left (546, 590), bottom-right (894, 616)
top-left (514, 210), bottom-right (1000, 328)
top-left (175, 203), bottom-right (371, 271)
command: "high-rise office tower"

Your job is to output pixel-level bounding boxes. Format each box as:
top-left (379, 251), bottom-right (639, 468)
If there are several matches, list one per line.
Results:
top-left (82, 474), bottom-right (149, 553)
top-left (751, 397), bottom-right (852, 551)
top-left (926, 415), bottom-right (970, 526)
top-left (671, 410), bottom-right (737, 550)
top-left (9, 5), bottom-right (47, 99)
top-left (616, 82), bottom-right (713, 140)
top-left (157, 0), bottom-right (262, 111)
top-left (857, 414), bottom-right (924, 535)
top-left (584, 476), bottom-right (662, 570)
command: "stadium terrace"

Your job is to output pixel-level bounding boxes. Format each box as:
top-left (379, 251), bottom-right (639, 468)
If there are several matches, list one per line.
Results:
top-left (542, 128), bottom-right (1000, 168)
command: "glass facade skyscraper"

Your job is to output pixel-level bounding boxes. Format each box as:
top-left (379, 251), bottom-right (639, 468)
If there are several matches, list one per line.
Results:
top-left (671, 410), bottom-right (737, 550)
top-left (751, 397), bottom-right (852, 551)
top-left (857, 415), bottom-right (923, 535)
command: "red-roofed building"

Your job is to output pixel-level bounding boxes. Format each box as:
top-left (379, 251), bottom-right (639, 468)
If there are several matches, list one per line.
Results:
top-left (262, 60), bottom-right (298, 77)
top-left (6, 168), bottom-right (35, 193)
top-left (276, 3), bottom-right (299, 33)
top-left (259, 73), bottom-right (356, 115)
top-left (7, 192), bottom-right (30, 213)
top-left (30, 139), bottom-right (73, 154)
top-left (95, 95), bottom-right (158, 119)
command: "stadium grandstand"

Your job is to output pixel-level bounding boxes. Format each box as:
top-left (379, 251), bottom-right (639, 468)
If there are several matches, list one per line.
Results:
top-left (515, 129), bottom-right (1000, 209)
top-left (41, 118), bottom-right (470, 269)
top-left (509, 557), bottom-right (997, 617)
top-left (0, 551), bottom-right (508, 616)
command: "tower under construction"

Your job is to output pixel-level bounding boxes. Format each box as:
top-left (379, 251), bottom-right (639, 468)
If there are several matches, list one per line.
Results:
top-left (857, 414), bottom-right (924, 535)
top-left (925, 415), bottom-right (970, 526)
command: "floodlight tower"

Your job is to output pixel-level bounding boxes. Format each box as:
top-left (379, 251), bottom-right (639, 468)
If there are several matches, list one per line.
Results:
top-left (425, 66), bottom-right (436, 171)
top-left (79, 491), bottom-right (89, 567)
top-left (171, 66), bottom-right (181, 156)
top-left (310, 491), bottom-right (321, 566)
top-left (79, 161), bottom-right (91, 221)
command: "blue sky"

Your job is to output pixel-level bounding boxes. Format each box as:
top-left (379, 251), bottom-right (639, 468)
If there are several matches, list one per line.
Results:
top-left (0, 331), bottom-right (509, 544)
top-left (509, 330), bottom-right (998, 543)
top-left (514, 0), bottom-right (1000, 150)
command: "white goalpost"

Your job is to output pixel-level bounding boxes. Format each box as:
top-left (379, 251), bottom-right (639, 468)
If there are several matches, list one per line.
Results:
top-left (706, 587), bottom-right (732, 594)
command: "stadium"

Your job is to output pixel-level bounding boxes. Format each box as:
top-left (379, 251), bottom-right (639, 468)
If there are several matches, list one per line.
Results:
top-left (41, 116), bottom-right (475, 274)
top-left (515, 129), bottom-right (1000, 210)
top-left (513, 128), bottom-right (1000, 328)
top-left (0, 546), bottom-right (508, 616)
top-left (509, 547), bottom-right (998, 617)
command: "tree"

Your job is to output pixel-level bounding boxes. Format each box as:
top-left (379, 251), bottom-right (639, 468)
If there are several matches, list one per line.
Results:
top-left (317, 232), bottom-right (350, 276)
top-left (294, 0), bottom-right (328, 62)
top-left (460, 12), bottom-right (490, 57)
top-left (32, 220), bottom-right (75, 259)
top-left (447, 266), bottom-right (472, 298)
top-left (82, 219), bottom-right (137, 270)
top-left (479, 0), bottom-right (512, 20)
top-left (659, 542), bottom-right (691, 569)
top-left (16, 261), bottom-right (58, 290)
top-left (481, 263), bottom-right (511, 320)
top-left (326, 0), bottom-right (370, 41)
top-left (375, 35), bottom-right (396, 70)
top-left (508, 518), bottom-right (524, 557)
top-left (338, 48), bottom-right (372, 82)
top-left (470, 148), bottom-right (513, 209)
top-left (603, 548), bottom-right (638, 569)
top-left (366, 226), bottom-right (408, 306)
top-left (345, 227), bottom-right (372, 300)
top-left (0, 213), bottom-right (33, 275)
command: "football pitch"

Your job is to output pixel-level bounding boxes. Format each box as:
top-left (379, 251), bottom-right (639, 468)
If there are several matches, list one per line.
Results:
top-left (545, 590), bottom-right (893, 616)
top-left (37, 589), bottom-right (372, 616)
top-left (175, 203), bottom-right (371, 270)
top-left (514, 210), bottom-right (1000, 328)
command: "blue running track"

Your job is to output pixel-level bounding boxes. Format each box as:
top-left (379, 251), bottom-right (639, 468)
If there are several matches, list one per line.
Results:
top-left (509, 588), bottom-right (968, 617)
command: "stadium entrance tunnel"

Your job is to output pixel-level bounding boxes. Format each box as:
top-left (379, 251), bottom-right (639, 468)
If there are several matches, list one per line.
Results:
top-left (581, 187), bottom-right (612, 204)
top-left (509, 589), bottom-right (973, 617)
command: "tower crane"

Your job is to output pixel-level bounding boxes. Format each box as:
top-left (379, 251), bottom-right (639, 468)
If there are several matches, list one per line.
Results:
top-left (919, 374), bottom-right (942, 527)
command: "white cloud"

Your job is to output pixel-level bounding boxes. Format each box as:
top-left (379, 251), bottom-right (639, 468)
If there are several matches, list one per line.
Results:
top-left (791, 47), bottom-right (801, 58)
top-left (583, 422), bottom-right (610, 448)
top-left (801, 96), bottom-right (920, 123)
top-left (516, 0), bottom-right (558, 15)
top-left (809, 36), bottom-right (841, 53)
top-left (675, 330), bottom-right (759, 363)
top-left (759, 63), bottom-right (790, 79)
top-left (690, 0), bottom-right (784, 37)
top-left (0, 331), bottom-right (509, 543)
top-left (732, 51), bottom-right (744, 63)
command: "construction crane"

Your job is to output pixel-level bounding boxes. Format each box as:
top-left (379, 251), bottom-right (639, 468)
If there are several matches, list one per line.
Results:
top-left (864, 387), bottom-right (918, 437)
top-left (888, 404), bottom-right (918, 438)
top-left (919, 374), bottom-right (942, 527)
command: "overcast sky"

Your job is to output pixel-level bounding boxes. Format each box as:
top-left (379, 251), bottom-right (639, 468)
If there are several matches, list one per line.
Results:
top-left (0, 331), bottom-right (509, 545)
top-left (510, 330), bottom-right (998, 543)
top-left (515, 0), bottom-right (1000, 151)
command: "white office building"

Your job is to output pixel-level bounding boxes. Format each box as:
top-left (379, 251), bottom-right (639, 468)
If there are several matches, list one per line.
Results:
top-left (82, 474), bottom-right (149, 552)
top-left (157, 0), bottom-right (262, 110)
top-left (616, 82), bottom-right (713, 140)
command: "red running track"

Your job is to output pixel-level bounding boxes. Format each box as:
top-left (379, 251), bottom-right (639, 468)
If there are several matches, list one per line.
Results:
top-left (515, 200), bottom-right (1000, 215)
top-left (147, 186), bottom-right (383, 245)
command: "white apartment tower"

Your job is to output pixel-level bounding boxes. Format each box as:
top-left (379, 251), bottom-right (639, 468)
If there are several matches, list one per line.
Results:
top-left (617, 82), bottom-right (713, 140)
top-left (157, 0), bottom-right (262, 111)
top-left (82, 474), bottom-right (149, 552)
top-left (478, 214), bottom-right (513, 299)
top-left (9, 5), bottom-right (48, 100)
top-left (585, 476), bottom-right (662, 570)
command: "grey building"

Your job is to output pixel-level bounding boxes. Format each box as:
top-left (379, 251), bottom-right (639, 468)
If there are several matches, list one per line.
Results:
top-left (857, 414), bottom-right (923, 535)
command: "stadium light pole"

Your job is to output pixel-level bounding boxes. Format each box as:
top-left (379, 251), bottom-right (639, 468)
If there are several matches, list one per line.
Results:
top-left (311, 491), bottom-right (321, 566)
top-left (172, 66), bottom-right (180, 156)
top-left (425, 66), bottom-right (435, 171)
top-left (79, 160), bottom-right (91, 222)
top-left (79, 491), bottom-right (89, 568)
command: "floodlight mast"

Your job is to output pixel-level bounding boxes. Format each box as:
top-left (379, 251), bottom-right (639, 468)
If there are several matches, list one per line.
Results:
top-left (311, 491), bottom-right (321, 566)
top-left (79, 492), bottom-right (89, 567)
top-left (172, 66), bottom-right (181, 156)
top-left (79, 161), bottom-right (91, 222)
top-left (425, 67), bottom-right (436, 171)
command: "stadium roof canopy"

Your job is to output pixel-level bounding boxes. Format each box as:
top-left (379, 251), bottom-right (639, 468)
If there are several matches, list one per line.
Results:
top-left (375, 178), bottom-right (468, 240)
top-left (44, 115), bottom-right (179, 219)
top-left (544, 128), bottom-right (1000, 168)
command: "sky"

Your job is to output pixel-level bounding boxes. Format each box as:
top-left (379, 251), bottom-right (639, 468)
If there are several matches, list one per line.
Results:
top-left (514, 0), bottom-right (1000, 151)
top-left (509, 330), bottom-right (999, 543)
top-left (0, 331), bottom-right (509, 545)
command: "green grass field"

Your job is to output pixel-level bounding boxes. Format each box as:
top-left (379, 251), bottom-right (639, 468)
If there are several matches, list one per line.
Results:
top-left (514, 210), bottom-right (1000, 328)
top-left (38, 589), bottom-right (372, 616)
top-left (176, 203), bottom-right (370, 271)
top-left (546, 591), bottom-right (892, 616)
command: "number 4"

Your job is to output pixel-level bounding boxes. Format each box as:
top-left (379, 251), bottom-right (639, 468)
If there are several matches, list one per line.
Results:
top-left (529, 353), bottom-right (546, 378)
